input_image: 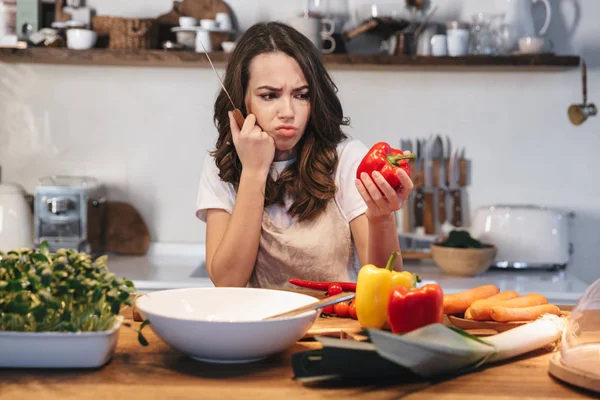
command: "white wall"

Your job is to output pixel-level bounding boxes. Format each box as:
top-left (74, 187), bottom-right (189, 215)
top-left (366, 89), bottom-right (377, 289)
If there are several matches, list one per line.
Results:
top-left (1, 0), bottom-right (599, 283)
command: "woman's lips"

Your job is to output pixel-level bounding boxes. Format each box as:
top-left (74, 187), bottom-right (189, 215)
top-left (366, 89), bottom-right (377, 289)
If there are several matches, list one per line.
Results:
top-left (275, 126), bottom-right (297, 137)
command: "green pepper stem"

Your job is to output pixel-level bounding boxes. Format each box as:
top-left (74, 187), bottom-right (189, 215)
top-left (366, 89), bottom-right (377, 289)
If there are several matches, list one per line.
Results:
top-left (386, 250), bottom-right (400, 271)
top-left (387, 153), bottom-right (417, 166)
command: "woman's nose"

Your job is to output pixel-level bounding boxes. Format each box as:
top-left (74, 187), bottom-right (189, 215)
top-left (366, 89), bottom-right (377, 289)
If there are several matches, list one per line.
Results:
top-left (278, 97), bottom-right (294, 120)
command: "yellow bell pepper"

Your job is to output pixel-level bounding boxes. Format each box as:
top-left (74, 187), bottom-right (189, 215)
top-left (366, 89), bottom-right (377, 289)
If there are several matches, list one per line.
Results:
top-left (355, 250), bottom-right (418, 329)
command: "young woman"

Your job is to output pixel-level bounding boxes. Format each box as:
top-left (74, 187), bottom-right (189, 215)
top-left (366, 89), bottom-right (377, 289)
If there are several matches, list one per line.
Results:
top-left (196, 22), bottom-right (413, 288)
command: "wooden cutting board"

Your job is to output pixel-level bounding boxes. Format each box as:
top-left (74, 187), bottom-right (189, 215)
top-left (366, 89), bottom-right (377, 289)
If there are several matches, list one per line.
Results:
top-left (304, 316), bottom-right (363, 339)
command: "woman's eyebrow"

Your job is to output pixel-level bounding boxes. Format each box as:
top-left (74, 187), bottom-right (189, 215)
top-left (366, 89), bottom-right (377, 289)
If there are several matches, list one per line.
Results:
top-left (255, 85), bottom-right (309, 91)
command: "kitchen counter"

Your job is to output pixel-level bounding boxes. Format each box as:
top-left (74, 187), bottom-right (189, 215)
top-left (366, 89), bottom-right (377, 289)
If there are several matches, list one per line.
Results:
top-left (1, 308), bottom-right (595, 400)
top-left (106, 243), bottom-right (592, 305)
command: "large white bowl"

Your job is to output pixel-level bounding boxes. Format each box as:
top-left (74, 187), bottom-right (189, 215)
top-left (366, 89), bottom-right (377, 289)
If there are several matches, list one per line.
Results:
top-left (135, 288), bottom-right (319, 363)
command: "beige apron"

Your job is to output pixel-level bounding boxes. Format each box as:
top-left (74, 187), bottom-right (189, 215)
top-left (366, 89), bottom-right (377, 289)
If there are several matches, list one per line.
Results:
top-left (248, 200), bottom-right (360, 289)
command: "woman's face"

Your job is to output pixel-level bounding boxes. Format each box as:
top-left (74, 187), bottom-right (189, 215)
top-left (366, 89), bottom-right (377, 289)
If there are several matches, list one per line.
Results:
top-left (244, 52), bottom-right (311, 161)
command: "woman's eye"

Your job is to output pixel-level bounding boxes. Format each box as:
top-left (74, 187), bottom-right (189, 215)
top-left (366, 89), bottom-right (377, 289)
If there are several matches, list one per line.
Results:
top-left (296, 93), bottom-right (310, 100)
top-left (260, 93), bottom-right (277, 100)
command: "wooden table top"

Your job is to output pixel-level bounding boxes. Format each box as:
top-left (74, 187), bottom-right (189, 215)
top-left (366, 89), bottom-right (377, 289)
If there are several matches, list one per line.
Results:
top-left (1, 303), bottom-right (597, 400)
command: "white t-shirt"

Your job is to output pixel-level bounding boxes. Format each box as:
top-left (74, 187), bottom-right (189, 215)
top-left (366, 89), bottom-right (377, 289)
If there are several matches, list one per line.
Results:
top-left (195, 139), bottom-right (369, 228)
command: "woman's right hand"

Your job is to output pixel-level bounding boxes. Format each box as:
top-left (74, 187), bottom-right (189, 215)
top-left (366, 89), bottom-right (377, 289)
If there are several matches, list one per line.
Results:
top-left (229, 112), bottom-right (275, 178)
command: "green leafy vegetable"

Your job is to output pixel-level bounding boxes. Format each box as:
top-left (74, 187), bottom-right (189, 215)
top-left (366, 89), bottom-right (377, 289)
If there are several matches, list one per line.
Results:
top-left (0, 242), bottom-right (148, 346)
top-left (437, 230), bottom-right (489, 249)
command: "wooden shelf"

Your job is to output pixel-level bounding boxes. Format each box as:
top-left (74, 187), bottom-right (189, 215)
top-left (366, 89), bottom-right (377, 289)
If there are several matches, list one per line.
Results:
top-left (0, 47), bottom-right (581, 70)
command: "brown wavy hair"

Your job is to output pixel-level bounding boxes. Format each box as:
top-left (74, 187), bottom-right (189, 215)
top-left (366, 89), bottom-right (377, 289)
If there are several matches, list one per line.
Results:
top-left (211, 21), bottom-right (349, 222)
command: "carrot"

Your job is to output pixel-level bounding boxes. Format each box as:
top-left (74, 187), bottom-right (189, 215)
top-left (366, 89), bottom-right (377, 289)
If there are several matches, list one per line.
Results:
top-left (490, 304), bottom-right (561, 322)
top-left (464, 291), bottom-right (519, 320)
top-left (443, 284), bottom-right (500, 315)
top-left (469, 293), bottom-right (548, 321)
top-left (464, 308), bottom-right (474, 319)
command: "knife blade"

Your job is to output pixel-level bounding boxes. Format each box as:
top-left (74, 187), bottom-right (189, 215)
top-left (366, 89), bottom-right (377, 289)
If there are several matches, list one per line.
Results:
top-left (413, 139), bottom-right (425, 234)
top-left (423, 137), bottom-right (435, 235)
top-left (196, 37), bottom-right (246, 128)
top-left (449, 149), bottom-right (463, 228)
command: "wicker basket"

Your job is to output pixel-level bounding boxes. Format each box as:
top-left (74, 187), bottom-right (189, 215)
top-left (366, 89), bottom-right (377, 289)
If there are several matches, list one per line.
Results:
top-left (109, 18), bottom-right (158, 49)
top-left (91, 16), bottom-right (158, 49)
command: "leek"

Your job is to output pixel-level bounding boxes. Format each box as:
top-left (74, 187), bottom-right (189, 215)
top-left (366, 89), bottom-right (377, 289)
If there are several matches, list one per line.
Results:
top-left (362, 314), bottom-right (567, 378)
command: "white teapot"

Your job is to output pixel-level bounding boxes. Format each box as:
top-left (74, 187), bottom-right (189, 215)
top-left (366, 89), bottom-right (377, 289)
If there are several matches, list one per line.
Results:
top-left (495, 0), bottom-right (552, 44)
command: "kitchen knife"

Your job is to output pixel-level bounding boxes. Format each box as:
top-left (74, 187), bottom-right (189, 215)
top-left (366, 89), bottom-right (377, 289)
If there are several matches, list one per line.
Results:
top-left (441, 136), bottom-right (453, 233)
top-left (423, 137), bottom-right (435, 235)
top-left (196, 37), bottom-right (246, 128)
top-left (449, 149), bottom-right (463, 228)
top-left (413, 139), bottom-right (425, 234)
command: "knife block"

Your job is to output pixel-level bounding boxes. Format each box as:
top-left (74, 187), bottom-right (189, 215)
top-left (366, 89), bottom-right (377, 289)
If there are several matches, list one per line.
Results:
top-left (399, 158), bottom-right (471, 259)
top-left (410, 158), bottom-right (470, 189)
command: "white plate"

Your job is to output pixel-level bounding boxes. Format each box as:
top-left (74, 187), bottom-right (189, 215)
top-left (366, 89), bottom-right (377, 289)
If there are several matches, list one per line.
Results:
top-left (0, 316), bottom-right (123, 368)
top-left (171, 26), bottom-right (236, 34)
top-left (135, 287), bottom-right (318, 364)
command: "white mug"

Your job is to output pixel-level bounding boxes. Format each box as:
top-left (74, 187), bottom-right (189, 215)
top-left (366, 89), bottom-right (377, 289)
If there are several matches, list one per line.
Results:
top-left (200, 19), bottom-right (217, 30)
top-left (447, 28), bottom-right (469, 56)
top-left (179, 16), bottom-right (197, 28)
top-left (215, 12), bottom-right (232, 31)
top-left (430, 34), bottom-right (447, 56)
top-left (195, 30), bottom-right (212, 53)
top-left (286, 16), bottom-right (336, 54)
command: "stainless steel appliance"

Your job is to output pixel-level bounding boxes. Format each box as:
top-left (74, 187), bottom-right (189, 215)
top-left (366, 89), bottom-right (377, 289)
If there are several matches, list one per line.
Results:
top-left (34, 176), bottom-right (106, 254)
top-left (470, 205), bottom-right (574, 270)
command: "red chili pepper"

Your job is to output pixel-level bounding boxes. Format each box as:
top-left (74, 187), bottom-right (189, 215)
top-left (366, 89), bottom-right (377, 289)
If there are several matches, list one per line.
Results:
top-left (387, 284), bottom-right (444, 334)
top-left (356, 142), bottom-right (416, 191)
top-left (289, 279), bottom-right (356, 292)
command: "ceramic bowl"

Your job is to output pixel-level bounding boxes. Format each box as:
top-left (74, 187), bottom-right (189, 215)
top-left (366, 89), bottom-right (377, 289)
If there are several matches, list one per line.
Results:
top-left (430, 243), bottom-right (497, 276)
top-left (135, 288), bottom-right (319, 363)
top-left (66, 29), bottom-right (97, 50)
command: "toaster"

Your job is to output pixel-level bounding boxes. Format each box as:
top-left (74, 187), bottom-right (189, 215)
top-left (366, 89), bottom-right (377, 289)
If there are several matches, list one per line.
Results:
top-left (33, 176), bottom-right (106, 254)
top-left (470, 205), bottom-right (574, 270)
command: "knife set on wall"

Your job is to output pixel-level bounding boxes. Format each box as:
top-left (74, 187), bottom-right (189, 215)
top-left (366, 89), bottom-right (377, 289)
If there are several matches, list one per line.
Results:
top-left (397, 135), bottom-right (469, 256)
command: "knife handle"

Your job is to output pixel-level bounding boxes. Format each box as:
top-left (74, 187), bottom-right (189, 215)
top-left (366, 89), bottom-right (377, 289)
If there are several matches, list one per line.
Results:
top-left (413, 188), bottom-right (424, 229)
top-left (423, 192), bottom-right (435, 235)
top-left (233, 109), bottom-right (246, 128)
top-left (438, 188), bottom-right (446, 224)
top-left (450, 189), bottom-right (463, 228)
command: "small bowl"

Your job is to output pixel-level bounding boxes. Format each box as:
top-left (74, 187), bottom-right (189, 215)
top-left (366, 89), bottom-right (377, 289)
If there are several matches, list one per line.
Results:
top-left (430, 243), bottom-right (497, 276)
top-left (221, 41), bottom-right (236, 53)
top-left (518, 36), bottom-right (544, 54)
top-left (66, 29), bottom-right (97, 50)
top-left (135, 288), bottom-right (318, 364)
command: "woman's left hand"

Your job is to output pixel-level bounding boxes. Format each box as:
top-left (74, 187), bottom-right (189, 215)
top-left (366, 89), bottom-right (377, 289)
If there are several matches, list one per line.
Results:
top-left (355, 166), bottom-right (414, 223)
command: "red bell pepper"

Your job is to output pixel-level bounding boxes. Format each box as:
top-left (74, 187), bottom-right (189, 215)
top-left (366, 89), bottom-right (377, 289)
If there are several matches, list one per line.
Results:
top-left (387, 284), bottom-right (444, 334)
top-left (356, 142), bottom-right (416, 191)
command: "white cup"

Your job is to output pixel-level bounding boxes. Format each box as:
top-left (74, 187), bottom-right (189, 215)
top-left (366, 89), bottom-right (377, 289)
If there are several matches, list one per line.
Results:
top-left (66, 28), bottom-right (97, 50)
top-left (200, 19), bottom-right (217, 30)
top-left (447, 28), bottom-right (469, 56)
top-left (215, 12), bottom-right (232, 31)
top-left (431, 34), bottom-right (447, 56)
top-left (179, 16), bottom-right (197, 28)
top-left (518, 36), bottom-right (544, 54)
top-left (286, 16), bottom-right (336, 54)
top-left (195, 30), bottom-right (212, 53)
top-left (221, 41), bottom-right (236, 53)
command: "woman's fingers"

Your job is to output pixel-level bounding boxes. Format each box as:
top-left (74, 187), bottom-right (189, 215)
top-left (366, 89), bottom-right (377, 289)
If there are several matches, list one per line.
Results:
top-left (396, 168), bottom-right (414, 202)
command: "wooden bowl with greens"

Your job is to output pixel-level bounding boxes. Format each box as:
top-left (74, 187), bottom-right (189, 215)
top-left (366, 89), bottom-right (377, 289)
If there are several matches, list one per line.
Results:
top-left (431, 230), bottom-right (497, 277)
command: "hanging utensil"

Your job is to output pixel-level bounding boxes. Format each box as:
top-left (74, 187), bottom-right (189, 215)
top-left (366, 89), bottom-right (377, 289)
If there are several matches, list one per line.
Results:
top-left (569, 60), bottom-right (597, 126)
top-left (196, 37), bottom-right (246, 128)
